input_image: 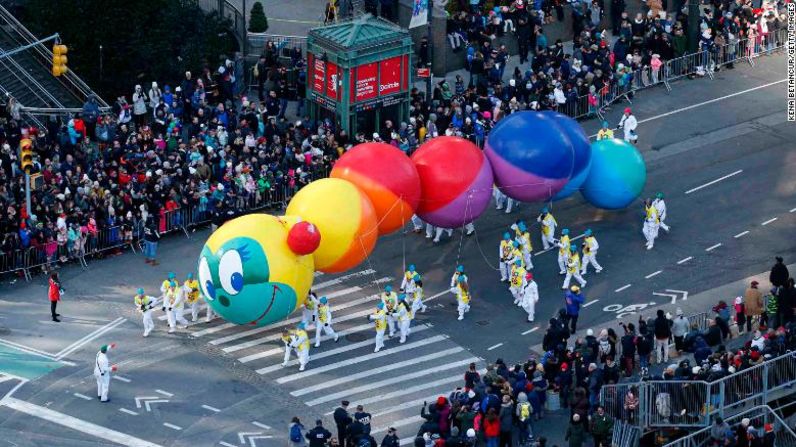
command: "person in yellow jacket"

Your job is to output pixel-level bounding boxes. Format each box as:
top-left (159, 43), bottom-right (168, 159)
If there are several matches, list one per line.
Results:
top-left (280, 328), bottom-right (298, 367)
top-left (182, 273), bottom-right (201, 322)
top-left (381, 285), bottom-right (398, 337)
top-left (643, 198), bottom-right (660, 250)
top-left (580, 229), bottom-right (603, 275)
top-left (453, 265), bottom-right (471, 321)
top-left (134, 288), bottom-right (156, 337)
top-left (499, 232), bottom-right (514, 282)
top-left (400, 264), bottom-right (420, 295)
top-left (369, 302), bottom-right (388, 352)
top-left (596, 121), bottom-right (614, 140)
top-left (562, 244), bottom-right (587, 290)
top-left (556, 229), bottom-right (571, 275)
top-left (509, 259), bottom-right (528, 306)
top-left (302, 291), bottom-right (319, 329)
top-left (314, 296), bottom-right (339, 347)
top-left (293, 322), bottom-right (310, 371)
top-left (411, 276), bottom-right (428, 315)
top-left (512, 220), bottom-right (533, 268)
top-left (160, 272), bottom-right (180, 333)
top-left (537, 207), bottom-right (557, 250)
top-left (395, 295), bottom-right (412, 343)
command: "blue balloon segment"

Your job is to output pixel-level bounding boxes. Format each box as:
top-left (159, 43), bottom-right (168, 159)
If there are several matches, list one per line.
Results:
top-left (485, 111), bottom-right (575, 202)
top-left (581, 139), bottom-right (647, 210)
top-left (544, 112), bottom-right (592, 201)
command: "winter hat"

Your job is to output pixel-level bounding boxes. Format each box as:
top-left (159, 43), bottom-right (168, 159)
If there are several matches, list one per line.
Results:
top-left (450, 427), bottom-right (459, 437)
top-left (741, 418), bottom-right (750, 427)
top-left (466, 429), bottom-right (476, 438)
top-left (436, 396), bottom-right (446, 407)
top-left (735, 296), bottom-right (743, 305)
top-left (587, 329), bottom-right (594, 336)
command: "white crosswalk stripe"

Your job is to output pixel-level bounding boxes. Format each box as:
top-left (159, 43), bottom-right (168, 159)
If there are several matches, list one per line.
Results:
top-left (183, 270), bottom-right (474, 443)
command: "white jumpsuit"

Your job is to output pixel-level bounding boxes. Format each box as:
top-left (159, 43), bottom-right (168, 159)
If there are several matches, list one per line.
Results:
top-left (395, 302), bottom-right (412, 343)
top-left (522, 280), bottom-right (539, 322)
top-left (580, 236), bottom-right (603, 275)
top-left (411, 286), bottom-right (427, 314)
top-left (619, 113), bottom-right (638, 143)
top-left (135, 295), bottom-right (155, 337)
top-left (556, 236), bottom-right (571, 274)
top-left (494, 186), bottom-right (514, 213)
top-left (537, 213), bottom-right (557, 250)
top-left (562, 254), bottom-right (587, 289)
top-left (369, 310), bottom-right (387, 352)
top-left (314, 304), bottom-right (338, 347)
top-left (653, 198), bottom-right (670, 232)
top-left (93, 347), bottom-right (113, 402)
top-left (643, 206), bottom-right (660, 249)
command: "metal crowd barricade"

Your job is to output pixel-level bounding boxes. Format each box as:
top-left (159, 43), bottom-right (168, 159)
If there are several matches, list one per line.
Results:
top-left (611, 420), bottom-right (641, 447)
top-left (247, 33), bottom-right (308, 59)
top-left (601, 351), bottom-right (796, 431)
top-left (662, 405), bottom-right (796, 447)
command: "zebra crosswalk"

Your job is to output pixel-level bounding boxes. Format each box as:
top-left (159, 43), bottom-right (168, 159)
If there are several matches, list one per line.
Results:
top-left (170, 269), bottom-right (483, 445)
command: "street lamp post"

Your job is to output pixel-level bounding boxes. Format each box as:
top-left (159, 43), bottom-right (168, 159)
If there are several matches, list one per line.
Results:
top-left (426, 0), bottom-right (433, 100)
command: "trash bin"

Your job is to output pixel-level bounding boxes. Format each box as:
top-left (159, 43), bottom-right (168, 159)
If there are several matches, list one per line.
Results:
top-left (546, 390), bottom-right (560, 411)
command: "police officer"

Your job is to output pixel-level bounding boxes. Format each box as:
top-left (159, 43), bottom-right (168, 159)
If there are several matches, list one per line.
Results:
top-left (134, 288), bottom-right (156, 337)
top-left (306, 419), bottom-right (333, 447)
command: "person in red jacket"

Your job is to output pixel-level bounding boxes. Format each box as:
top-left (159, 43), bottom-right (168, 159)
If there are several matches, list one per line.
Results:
top-left (48, 272), bottom-right (62, 322)
top-left (482, 407), bottom-right (500, 447)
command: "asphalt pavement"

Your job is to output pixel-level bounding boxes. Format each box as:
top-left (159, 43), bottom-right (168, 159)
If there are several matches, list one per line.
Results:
top-left (0, 53), bottom-right (794, 447)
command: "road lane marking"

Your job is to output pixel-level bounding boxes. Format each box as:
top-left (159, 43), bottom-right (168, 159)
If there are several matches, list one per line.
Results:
top-left (201, 404), bottom-right (221, 412)
top-left (734, 231), bottom-right (750, 238)
top-left (291, 347), bottom-right (465, 396)
top-left (155, 389), bottom-right (173, 397)
top-left (219, 442), bottom-right (236, 447)
top-left (522, 327), bottom-right (539, 335)
top-left (119, 408), bottom-right (138, 416)
top-left (645, 270), bottom-right (662, 279)
top-left (55, 317), bottom-right (127, 359)
top-left (615, 284), bottom-right (632, 292)
top-left (583, 299), bottom-right (600, 307)
top-left (487, 343), bottom-right (503, 351)
top-left (305, 358), bottom-right (477, 406)
top-left (73, 393), bottom-right (92, 401)
top-left (163, 423), bottom-right (182, 430)
top-left (2, 397), bottom-right (163, 447)
top-left (274, 335), bottom-right (447, 383)
top-left (790, 208), bottom-right (796, 213)
top-left (677, 257), bottom-right (693, 264)
top-left (342, 369), bottom-right (487, 410)
top-left (112, 375), bottom-right (131, 383)
top-left (261, 326), bottom-right (432, 374)
top-left (312, 269), bottom-right (376, 291)
top-left (370, 394), bottom-right (444, 418)
top-left (685, 170), bottom-right (743, 195)
top-left (761, 217), bottom-right (778, 226)
top-left (251, 421), bottom-right (272, 430)
top-left (371, 416), bottom-right (425, 435)
top-left (705, 243), bottom-right (722, 252)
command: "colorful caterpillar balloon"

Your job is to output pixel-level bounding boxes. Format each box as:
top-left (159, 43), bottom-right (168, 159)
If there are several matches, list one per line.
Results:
top-left (197, 112), bottom-right (646, 326)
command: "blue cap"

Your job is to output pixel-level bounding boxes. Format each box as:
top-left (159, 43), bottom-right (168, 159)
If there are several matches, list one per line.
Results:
top-left (457, 265), bottom-right (465, 272)
top-left (514, 259), bottom-right (522, 266)
top-left (377, 302), bottom-right (385, 310)
top-left (408, 264), bottom-right (416, 272)
top-left (512, 241), bottom-right (520, 248)
top-left (518, 222), bottom-right (527, 231)
top-left (169, 280), bottom-right (177, 287)
top-left (398, 293), bottom-right (407, 301)
top-left (187, 273), bottom-right (193, 279)
top-left (503, 232), bottom-right (511, 240)
top-left (168, 272), bottom-right (176, 279)
top-left (562, 228), bottom-right (569, 235)
top-left (584, 229), bottom-right (592, 236)
top-left (385, 285), bottom-right (392, 293)
top-left (570, 244), bottom-right (577, 251)
top-left (137, 288), bottom-right (144, 295)
top-left (542, 207), bottom-right (549, 213)
top-left (458, 275), bottom-right (466, 283)
top-left (319, 296), bottom-right (328, 304)
top-left (297, 322), bottom-right (306, 330)
top-left (602, 121), bottom-right (609, 127)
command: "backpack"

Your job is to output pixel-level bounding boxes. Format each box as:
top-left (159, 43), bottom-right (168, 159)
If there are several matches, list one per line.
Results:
top-left (519, 402), bottom-right (532, 421)
top-left (289, 424), bottom-right (302, 443)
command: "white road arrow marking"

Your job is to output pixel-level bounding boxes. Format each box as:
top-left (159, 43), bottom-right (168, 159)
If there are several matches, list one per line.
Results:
top-left (238, 432), bottom-right (263, 444)
top-left (652, 289), bottom-right (688, 304)
top-left (134, 396), bottom-right (169, 411)
top-left (247, 436), bottom-right (273, 447)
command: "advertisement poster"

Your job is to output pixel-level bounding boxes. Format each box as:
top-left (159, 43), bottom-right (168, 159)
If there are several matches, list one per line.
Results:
top-left (312, 54), bottom-right (325, 93)
top-left (379, 56), bottom-right (402, 96)
top-left (409, 0), bottom-right (429, 28)
top-left (326, 61), bottom-right (338, 100)
top-left (354, 62), bottom-right (378, 101)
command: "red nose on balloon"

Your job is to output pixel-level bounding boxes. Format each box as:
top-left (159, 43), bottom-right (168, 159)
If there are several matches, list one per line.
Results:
top-left (287, 221), bottom-right (321, 255)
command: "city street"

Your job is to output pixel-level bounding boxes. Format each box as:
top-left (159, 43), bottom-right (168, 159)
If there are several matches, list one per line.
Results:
top-left (1, 54), bottom-right (794, 447)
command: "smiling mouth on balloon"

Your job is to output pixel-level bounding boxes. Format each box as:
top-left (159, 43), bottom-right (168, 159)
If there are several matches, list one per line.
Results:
top-left (249, 291), bottom-right (277, 325)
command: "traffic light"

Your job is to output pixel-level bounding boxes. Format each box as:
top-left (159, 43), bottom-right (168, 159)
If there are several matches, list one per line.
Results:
top-left (52, 44), bottom-right (68, 77)
top-left (19, 138), bottom-right (33, 174)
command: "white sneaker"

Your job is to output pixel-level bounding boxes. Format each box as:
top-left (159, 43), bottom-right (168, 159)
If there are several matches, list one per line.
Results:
top-left (334, 334), bottom-right (339, 342)
top-left (374, 348), bottom-right (380, 353)
top-left (299, 364), bottom-right (306, 371)
top-left (458, 315), bottom-right (464, 320)
top-left (281, 362), bottom-right (288, 367)
top-left (168, 328), bottom-right (175, 333)
top-left (191, 317), bottom-right (197, 322)
top-left (596, 269), bottom-right (603, 273)
top-left (314, 343), bottom-right (320, 348)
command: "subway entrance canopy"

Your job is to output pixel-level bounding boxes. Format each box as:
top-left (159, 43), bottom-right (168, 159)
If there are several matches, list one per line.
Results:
top-left (307, 14), bottom-right (413, 137)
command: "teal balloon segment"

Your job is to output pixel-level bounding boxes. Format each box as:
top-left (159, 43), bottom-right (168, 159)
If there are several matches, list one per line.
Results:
top-left (580, 139), bottom-right (647, 210)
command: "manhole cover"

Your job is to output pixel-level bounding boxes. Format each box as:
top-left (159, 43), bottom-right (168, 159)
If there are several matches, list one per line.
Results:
top-left (476, 320), bottom-right (490, 326)
top-left (346, 332), bottom-right (368, 342)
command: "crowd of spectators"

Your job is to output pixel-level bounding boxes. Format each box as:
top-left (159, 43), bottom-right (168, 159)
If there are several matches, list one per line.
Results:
top-left (0, 54), bottom-right (340, 274)
top-left (436, 0), bottom-right (786, 115)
